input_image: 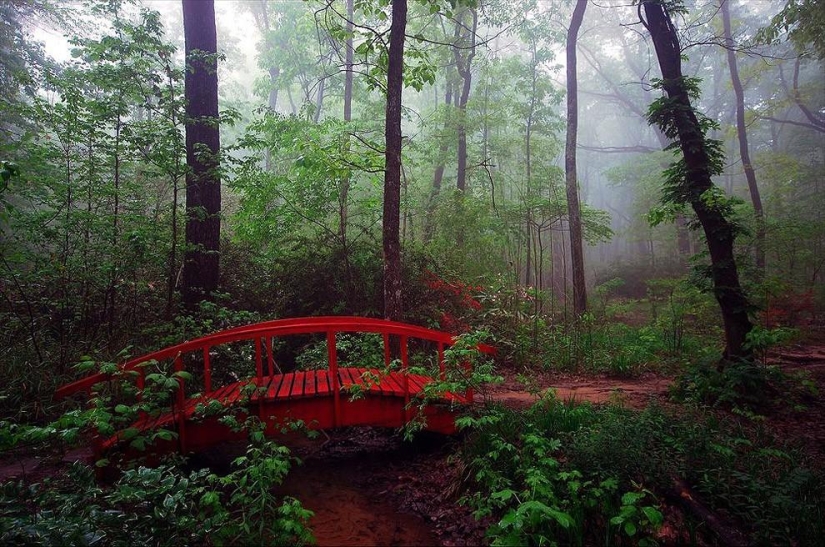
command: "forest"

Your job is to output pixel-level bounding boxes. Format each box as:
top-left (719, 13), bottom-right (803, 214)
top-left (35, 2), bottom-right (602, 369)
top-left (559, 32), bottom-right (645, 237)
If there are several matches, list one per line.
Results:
top-left (1, 0), bottom-right (824, 544)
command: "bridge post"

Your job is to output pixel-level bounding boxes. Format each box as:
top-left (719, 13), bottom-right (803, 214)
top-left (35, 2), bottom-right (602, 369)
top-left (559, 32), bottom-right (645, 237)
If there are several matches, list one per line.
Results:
top-left (438, 343), bottom-right (445, 381)
top-left (203, 346), bottom-right (212, 392)
top-left (254, 338), bottom-right (263, 381)
top-left (401, 336), bottom-right (410, 422)
top-left (327, 331), bottom-right (341, 427)
top-left (173, 354), bottom-right (187, 454)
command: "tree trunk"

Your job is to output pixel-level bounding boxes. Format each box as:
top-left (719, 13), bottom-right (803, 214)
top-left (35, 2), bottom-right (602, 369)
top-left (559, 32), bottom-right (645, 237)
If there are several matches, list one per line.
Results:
top-left (255, 0), bottom-right (279, 112)
top-left (313, 77), bottom-right (325, 123)
top-left (340, 0), bottom-right (353, 243)
top-left (721, 0), bottom-right (765, 274)
top-left (641, 0), bottom-right (753, 362)
top-left (565, 0), bottom-right (588, 316)
top-left (182, 0), bottom-right (221, 309)
top-left (453, 7), bottom-right (477, 193)
top-left (424, 77), bottom-right (453, 243)
top-left (382, 0), bottom-right (406, 322)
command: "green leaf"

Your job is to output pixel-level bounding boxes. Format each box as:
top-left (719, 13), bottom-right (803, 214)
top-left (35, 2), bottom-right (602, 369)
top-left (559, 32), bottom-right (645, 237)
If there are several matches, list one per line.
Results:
top-left (621, 491), bottom-right (644, 506)
top-left (163, 493), bottom-right (176, 509)
top-left (154, 429), bottom-right (174, 441)
top-left (624, 520), bottom-right (637, 536)
top-left (491, 489), bottom-right (516, 502)
top-left (642, 506), bottom-right (664, 527)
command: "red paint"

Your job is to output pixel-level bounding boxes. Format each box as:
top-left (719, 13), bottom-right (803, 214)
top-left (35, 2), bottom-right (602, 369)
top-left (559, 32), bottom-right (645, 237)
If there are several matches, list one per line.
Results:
top-left (54, 316), bottom-right (495, 460)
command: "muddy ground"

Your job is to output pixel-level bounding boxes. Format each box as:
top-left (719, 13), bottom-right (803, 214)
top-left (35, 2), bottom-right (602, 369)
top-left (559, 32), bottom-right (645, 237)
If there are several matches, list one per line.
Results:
top-left (2, 340), bottom-right (823, 546)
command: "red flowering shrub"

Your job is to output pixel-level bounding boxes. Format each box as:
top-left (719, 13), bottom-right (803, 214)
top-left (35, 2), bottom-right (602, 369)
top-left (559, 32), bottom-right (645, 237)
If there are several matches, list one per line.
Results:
top-left (763, 289), bottom-right (815, 328)
top-left (423, 270), bottom-right (484, 334)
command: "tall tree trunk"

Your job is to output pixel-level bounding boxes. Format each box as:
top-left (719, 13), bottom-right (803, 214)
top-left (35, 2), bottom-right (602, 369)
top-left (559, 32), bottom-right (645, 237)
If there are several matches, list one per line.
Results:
top-left (182, 0), bottom-right (221, 309)
top-left (254, 0), bottom-right (280, 111)
top-left (641, 0), bottom-right (753, 362)
top-left (565, 0), bottom-right (588, 316)
top-left (453, 7), bottom-right (477, 192)
top-left (313, 77), bottom-right (325, 123)
top-left (721, 0), bottom-right (765, 274)
top-left (340, 0), bottom-right (354, 242)
top-left (383, 0), bottom-right (406, 322)
top-left (424, 76), bottom-right (453, 243)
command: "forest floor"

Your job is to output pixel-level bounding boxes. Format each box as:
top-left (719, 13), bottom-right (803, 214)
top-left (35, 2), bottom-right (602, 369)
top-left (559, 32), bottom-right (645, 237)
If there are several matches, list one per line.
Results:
top-left (269, 334), bottom-right (825, 547)
top-left (2, 334), bottom-right (823, 546)
top-left (273, 335), bottom-right (825, 547)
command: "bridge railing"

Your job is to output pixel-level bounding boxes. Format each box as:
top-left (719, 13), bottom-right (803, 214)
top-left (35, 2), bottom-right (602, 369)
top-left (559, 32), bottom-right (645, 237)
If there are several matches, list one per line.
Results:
top-left (55, 316), bottom-right (495, 417)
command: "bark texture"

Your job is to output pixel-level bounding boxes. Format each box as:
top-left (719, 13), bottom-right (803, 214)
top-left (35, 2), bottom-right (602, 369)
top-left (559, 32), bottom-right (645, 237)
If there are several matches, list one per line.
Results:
top-left (453, 7), bottom-right (477, 192)
top-left (382, 0), bottom-right (407, 322)
top-left (642, 0), bottom-right (753, 361)
top-left (182, 0), bottom-right (221, 308)
top-left (565, 0), bottom-right (588, 315)
top-left (721, 0), bottom-right (765, 273)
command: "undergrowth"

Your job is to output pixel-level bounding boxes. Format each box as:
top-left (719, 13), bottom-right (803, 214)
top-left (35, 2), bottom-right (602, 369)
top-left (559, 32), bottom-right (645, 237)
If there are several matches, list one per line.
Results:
top-left (459, 395), bottom-right (825, 546)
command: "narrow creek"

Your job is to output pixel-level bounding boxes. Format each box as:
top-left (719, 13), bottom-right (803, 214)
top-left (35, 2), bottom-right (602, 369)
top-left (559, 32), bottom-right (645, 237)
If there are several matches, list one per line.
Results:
top-left (196, 428), bottom-right (468, 546)
top-left (278, 448), bottom-right (439, 546)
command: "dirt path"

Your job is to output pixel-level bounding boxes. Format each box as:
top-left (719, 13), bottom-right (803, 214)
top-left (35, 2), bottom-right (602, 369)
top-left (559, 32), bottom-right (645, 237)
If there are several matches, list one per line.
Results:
top-left (488, 372), bottom-right (673, 409)
top-left (5, 341), bottom-right (824, 546)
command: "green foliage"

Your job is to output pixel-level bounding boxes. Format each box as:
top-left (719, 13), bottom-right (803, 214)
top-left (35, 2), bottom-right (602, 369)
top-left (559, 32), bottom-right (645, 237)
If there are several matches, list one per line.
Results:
top-left (0, 440), bottom-right (314, 546)
top-left (1, 368), bottom-right (314, 545)
top-left (232, 113), bottom-right (382, 246)
top-left (646, 78), bottom-right (729, 211)
top-left (758, 0), bottom-right (825, 59)
top-left (213, 431), bottom-right (314, 545)
top-left (484, 303), bottom-right (709, 376)
top-left (405, 329), bottom-right (502, 438)
top-left (565, 404), bottom-right (825, 545)
top-left (459, 399), bottom-right (664, 546)
top-left (646, 278), bottom-right (719, 354)
top-left (462, 394), bottom-right (825, 545)
top-left (671, 354), bottom-right (815, 412)
top-left (296, 332), bottom-right (385, 371)
top-left (1, 2), bottom-right (186, 388)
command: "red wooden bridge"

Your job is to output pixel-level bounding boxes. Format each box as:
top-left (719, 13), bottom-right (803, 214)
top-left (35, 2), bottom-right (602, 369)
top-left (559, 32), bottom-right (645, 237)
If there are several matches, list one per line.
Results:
top-left (55, 317), bottom-right (494, 459)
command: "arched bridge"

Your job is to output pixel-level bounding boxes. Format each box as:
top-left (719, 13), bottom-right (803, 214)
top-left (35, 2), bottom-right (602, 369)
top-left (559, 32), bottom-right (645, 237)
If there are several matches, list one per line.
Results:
top-left (55, 317), bottom-right (495, 459)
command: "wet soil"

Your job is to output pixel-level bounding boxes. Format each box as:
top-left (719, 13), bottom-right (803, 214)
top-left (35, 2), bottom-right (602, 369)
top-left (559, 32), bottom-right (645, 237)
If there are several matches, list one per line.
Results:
top-left (194, 428), bottom-right (486, 547)
top-left (276, 430), bottom-right (446, 547)
top-left (4, 335), bottom-right (825, 546)
top-left (489, 372), bottom-right (672, 409)
top-left (765, 342), bottom-right (825, 461)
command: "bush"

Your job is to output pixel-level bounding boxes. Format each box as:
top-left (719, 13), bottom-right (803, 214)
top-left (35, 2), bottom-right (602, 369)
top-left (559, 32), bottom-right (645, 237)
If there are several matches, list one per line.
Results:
top-left (460, 398), bottom-right (825, 545)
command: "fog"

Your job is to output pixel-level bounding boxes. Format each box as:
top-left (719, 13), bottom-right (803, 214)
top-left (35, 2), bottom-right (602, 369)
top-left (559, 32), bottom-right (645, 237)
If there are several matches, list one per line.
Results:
top-left (7, 0), bottom-right (825, 307)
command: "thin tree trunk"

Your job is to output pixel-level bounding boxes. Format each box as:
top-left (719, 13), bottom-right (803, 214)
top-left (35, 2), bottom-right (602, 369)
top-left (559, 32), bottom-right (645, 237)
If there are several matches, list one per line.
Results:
top-left (565, 0), bottom-right (588, 316)
top-left (424, 77), bottom-right (453, 243)
top-left (340, 0), bottom-right (353, 243)
top-left (313, 77), bottom-right (325, 123)
top-left (453, 7), bottom-right (477, 192)
top-left (382, 0), bottom-right (406, 322)
top-left (721, 0), bottom-right (765, 274)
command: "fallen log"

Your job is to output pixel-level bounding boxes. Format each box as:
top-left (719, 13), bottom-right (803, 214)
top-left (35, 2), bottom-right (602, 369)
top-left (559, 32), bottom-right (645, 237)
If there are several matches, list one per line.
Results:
top-left (666, 477), bottom-right (750, 547)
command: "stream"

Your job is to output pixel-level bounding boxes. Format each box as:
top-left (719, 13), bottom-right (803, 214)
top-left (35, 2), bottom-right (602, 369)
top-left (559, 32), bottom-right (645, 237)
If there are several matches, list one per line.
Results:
top-left (197, 428), bottom-right (467, 546)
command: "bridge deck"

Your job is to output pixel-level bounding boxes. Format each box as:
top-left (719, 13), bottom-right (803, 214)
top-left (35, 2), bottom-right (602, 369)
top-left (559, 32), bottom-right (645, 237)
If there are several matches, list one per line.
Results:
top-left (104, 367), bottom-right (466, 455)
top-left (55, 317), bottom-right (493, 460)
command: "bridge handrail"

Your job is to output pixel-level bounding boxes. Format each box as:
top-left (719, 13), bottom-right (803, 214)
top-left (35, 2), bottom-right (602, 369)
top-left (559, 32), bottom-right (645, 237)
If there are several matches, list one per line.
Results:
top-left (55, 316), bottom-right (494, 401)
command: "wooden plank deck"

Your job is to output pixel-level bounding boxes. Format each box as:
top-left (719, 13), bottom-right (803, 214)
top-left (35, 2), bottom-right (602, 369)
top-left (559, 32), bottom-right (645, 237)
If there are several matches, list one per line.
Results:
top-left (100, 367), bottom-right (467, 455)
